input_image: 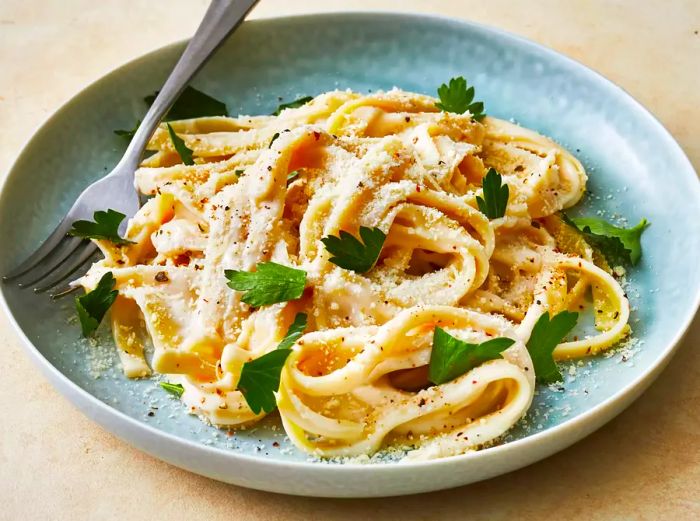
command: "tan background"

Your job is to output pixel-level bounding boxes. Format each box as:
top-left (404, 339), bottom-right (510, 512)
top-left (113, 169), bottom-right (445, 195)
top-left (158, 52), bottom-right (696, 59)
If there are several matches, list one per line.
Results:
top-left (1, 1), bottom-right (699, 519)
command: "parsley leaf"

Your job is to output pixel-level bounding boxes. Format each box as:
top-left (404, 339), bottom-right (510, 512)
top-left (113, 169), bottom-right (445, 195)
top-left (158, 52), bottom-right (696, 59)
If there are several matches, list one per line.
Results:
top-left (276, 312), bottom-right (308, 350)
top-left (114, 87), bottom-right (228, 139)
top-left (526, 311), bottom-right (579, 384)
top-left (144, 85), bottom-right (228, 121)
top-left (75, 272), bottom-right (118, 337)
top-left (238, 313), bottom-right (307, 414)
top-left (114, 119), bottom-right (141, 141)
top-left (321, 226), bottom-right (386, 273)
top-left (160, 382), bottom-right (184, 397)
top-left (237, 314), bottom-right (306, 413)
top-left (68, 209), bottom-right (135, 245)
top-left (563, 214), bottom-right (650, 266)
top-left (237, 348), bottom-right (292, 414)
top-left (286, 170), bottom-right (300, 183)
top-left (435, 76), bottom-right (486, 120)
top-left (225, 262), bottom-right (307, 307)
top-left (476, 168), bottom-right (509, 219)
top-left (166, 123), bottom-right (195, 165)
top-left (428, 327), bottom-right (515, 385)
top-left (272, 96), bottom-right (313, 116)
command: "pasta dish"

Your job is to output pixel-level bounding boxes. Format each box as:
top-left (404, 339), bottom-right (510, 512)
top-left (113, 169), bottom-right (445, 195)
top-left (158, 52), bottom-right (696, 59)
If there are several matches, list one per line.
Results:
top-left (76, 84), bottom-right (638, 460)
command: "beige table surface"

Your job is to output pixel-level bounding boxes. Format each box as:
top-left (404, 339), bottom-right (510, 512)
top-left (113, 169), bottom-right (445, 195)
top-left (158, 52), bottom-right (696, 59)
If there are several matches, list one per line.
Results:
top-left (1, 1), bottom-right (699, 519)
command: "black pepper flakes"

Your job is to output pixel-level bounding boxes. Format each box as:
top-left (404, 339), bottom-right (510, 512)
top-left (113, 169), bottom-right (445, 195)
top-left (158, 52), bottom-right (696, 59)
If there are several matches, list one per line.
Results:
top-left (155, 271), bottom-right (169, 283)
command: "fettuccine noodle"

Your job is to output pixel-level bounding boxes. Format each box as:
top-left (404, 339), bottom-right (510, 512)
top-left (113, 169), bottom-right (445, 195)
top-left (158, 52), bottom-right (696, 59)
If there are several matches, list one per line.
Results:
top-left (78, 89), bottom-right (630, 460)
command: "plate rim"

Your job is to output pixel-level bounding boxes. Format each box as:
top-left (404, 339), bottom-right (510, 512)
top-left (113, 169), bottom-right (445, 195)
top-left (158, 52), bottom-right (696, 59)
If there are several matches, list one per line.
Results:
top-left (1, 10), bottom-right (699, 490)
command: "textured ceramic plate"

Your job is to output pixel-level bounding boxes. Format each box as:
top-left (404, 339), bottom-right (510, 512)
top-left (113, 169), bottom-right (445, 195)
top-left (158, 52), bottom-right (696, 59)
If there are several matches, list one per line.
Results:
top-left (1, 13), bottom-right (699, 498)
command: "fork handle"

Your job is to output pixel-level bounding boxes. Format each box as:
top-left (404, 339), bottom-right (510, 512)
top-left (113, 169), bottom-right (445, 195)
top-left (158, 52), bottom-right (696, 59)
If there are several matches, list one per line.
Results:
top-left (121, 0), bottom-right (259, 171)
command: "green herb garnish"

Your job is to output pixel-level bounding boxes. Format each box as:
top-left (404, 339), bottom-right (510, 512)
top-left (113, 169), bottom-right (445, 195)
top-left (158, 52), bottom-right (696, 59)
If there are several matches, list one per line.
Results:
top-left (269, 132), bottom-right (280, 148)
top-left (526, 311), bottom-right (579, 384)
top-left (237, 313), bottom-right (306, 414)
top-left (75, 272), bottom-right (118, 337)
top-left (160, 382), bottom-right (184, 397)
top-left (286, 170), bottom-right (300, 183)
top-left (114, 119), bottom-right (141, 141)
top-left (115, 87), bottom-right (228, 139)
top-left (237, 350), bottom-right (291, 414)
top-left (68, 209), bottom-right (135, 245)
top-left (225, 262), bottom-right (307, 307)
top-left (563, 214), bottom-right (649, 266)
top-left (166, 123), bottom-right (195, 165)
top-left (144, 85), bottom-right (228, 121)
top-left (476, 168), bottom-right (509, 219)
top-left (272, 96), bottom-right (313, 116)
top-left (435, 76), bottom-right (485, 120)
top-left (428, 327), bottom-right (514, 385)
top-left (321, 226), bottom-right (386, 273)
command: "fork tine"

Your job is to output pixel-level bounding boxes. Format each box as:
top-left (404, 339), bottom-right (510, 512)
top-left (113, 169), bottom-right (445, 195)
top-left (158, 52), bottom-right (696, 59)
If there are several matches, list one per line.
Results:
top-left (50, 285), bottom-right (81, 300)
top-left (3, 217), bottom-right (75, 281)
top-left (33, 243), bottom-right (98, 293)
top-left (16, 236), bottom-right (86, 287)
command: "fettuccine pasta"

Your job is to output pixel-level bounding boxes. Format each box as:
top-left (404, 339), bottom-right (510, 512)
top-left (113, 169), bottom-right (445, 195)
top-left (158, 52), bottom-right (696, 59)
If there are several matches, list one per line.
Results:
top-left (78, 88), bottom-right (630, 460)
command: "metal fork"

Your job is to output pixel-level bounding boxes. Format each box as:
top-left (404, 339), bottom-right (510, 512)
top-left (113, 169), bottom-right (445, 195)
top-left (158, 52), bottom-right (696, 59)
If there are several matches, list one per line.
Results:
top-left (3, 0), bottom-right (259, 296)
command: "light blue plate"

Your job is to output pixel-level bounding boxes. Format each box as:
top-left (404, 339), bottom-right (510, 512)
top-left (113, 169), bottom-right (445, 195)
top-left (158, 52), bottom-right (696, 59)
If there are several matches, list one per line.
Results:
top-left (1, 13), bottom-right (699, 497)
